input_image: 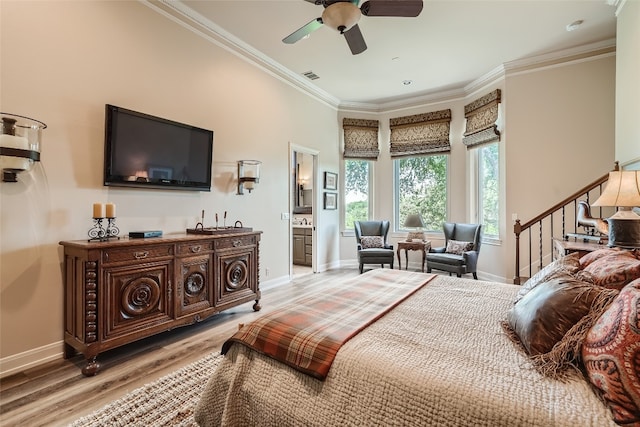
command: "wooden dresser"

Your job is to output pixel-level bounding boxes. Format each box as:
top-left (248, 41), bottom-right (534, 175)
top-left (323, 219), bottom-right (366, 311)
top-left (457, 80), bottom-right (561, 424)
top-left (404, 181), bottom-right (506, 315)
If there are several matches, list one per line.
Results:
top-left (60, 231), bottom-right (261, 376)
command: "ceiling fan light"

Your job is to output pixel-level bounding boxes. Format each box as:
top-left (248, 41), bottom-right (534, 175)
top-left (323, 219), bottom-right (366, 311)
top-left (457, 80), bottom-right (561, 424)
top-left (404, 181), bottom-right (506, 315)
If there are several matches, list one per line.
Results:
top-left (322, 2), bottom-right (361, 34)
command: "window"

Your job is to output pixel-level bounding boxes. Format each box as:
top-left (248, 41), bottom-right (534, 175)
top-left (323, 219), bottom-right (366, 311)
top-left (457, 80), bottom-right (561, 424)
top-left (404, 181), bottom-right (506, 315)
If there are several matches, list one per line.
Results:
top-left (395, 155), bottom-right (447, 232)
top-left (344, 159), bottom-right (371, 229)
top-left (477, 143), bottom-right (499, 238)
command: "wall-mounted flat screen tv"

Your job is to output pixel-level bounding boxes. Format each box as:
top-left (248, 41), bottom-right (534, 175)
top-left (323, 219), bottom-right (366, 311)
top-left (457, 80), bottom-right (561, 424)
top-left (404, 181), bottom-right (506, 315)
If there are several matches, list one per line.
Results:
top-left (104, 104), bottom-right (213, 191)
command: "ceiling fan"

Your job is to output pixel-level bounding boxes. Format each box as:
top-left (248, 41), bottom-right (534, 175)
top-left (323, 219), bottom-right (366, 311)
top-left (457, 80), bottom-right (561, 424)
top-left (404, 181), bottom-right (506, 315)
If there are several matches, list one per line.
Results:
top-left (282, 0), bottom-right (423, 55)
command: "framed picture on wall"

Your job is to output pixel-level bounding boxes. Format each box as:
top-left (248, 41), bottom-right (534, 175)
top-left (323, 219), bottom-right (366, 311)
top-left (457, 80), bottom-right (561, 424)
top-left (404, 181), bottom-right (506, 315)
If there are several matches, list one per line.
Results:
top-left (324, 172), bottom-right (337, 190)
top-left (324, 192), bottom-right (337, 210)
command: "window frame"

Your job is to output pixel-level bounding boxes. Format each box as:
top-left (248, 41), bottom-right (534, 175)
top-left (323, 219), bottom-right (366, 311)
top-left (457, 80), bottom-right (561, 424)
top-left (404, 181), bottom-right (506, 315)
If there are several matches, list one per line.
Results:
top-left (393, 154), bottom-right (449, 234)
top-left (342, 158), bottom-right (374, 232)
top-left (472, 142), bottom-right (500, 241)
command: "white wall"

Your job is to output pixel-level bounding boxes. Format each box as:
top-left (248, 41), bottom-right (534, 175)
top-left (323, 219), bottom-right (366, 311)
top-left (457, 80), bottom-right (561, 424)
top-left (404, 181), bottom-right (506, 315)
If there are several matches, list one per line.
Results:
top-left (616, 0), bottom-right (640, 167)
top-left (0, 0), bottom-right (340, 373)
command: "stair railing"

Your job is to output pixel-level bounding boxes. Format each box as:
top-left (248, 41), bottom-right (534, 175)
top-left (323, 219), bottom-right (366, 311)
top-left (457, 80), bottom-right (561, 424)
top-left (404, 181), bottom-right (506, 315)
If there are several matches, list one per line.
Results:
top-left (512, 163), bottom-right (617, 285)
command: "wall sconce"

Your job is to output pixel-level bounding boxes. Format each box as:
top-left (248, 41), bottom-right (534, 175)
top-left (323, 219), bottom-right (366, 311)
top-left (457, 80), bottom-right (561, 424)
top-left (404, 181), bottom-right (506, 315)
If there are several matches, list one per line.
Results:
top-left (0, 112), bottom-right (47, 182)
top-left (237, 160), bottom-right (261, 195)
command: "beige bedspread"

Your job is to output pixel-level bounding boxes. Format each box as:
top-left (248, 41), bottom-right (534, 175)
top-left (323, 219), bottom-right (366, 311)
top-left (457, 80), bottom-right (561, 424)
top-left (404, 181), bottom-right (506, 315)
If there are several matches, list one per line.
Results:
top-left (194, 272), bottom-right (616, 427)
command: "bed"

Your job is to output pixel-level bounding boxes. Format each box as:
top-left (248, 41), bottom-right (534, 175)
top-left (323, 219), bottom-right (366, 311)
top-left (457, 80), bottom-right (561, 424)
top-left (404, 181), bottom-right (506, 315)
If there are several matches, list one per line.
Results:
top-left (194, 257), bottom-right (640, 427)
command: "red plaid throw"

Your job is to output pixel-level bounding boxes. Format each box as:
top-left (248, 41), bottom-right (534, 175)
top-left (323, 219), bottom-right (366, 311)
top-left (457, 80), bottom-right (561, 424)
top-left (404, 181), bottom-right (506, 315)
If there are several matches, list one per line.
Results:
top-left (221, 269), bottom-right (435, 380)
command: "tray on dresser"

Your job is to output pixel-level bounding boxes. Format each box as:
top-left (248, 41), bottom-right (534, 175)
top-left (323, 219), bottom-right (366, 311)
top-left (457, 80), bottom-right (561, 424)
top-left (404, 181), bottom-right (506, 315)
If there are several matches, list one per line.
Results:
top-left (186, 227), bottom-right (253, 235)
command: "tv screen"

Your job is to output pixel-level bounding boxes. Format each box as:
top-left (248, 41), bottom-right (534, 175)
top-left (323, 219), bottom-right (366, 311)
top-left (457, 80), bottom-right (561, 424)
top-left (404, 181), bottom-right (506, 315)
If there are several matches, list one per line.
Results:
top-left (104, 104), bottom-right (213, 191)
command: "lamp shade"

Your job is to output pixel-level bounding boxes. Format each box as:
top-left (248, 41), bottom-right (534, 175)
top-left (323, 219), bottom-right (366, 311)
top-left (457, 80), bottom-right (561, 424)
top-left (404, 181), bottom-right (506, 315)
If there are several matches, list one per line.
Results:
top-left (404, 214), bottom-right (425, 228)
top-left (592, 170), bottom-right (640, 248)
top-left (592, 171), bottom-right (640, 207)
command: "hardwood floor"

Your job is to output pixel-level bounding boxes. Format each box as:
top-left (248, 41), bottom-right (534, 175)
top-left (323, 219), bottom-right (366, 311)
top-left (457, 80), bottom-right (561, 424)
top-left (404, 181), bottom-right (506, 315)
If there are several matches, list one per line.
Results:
top-left (0, 268), bottom-right (360, 427)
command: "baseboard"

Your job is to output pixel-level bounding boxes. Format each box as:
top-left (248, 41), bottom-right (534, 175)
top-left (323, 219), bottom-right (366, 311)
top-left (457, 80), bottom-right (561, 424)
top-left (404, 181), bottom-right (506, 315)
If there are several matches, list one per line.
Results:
top-left (260, 275), bottom-right (290, 291)
top-left (0, 341), bottom-right (63, 379)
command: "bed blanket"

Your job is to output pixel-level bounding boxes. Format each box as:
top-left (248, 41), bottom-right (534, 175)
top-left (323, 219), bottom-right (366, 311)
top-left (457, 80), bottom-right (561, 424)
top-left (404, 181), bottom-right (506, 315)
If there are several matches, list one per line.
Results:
top-left (221, 269), bottom-right (435, 379)
top-left (195, 273), bottom-right (616, 427)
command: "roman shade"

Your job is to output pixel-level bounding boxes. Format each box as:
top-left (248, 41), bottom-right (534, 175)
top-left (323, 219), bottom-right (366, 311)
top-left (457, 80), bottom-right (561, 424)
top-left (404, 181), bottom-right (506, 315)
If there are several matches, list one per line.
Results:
top-left (389, 109), bottom-right (451, 158)
top-left (462, 89), bottom-right (501, 148)
top-left (343, 118), bottom-right (380, 160)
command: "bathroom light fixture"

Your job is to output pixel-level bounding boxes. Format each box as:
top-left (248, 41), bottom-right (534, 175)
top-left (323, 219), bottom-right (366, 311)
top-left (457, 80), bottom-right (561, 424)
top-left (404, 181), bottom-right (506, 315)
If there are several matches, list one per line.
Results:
top-left (237, 160), bottom-right (261, 195)
top-left (0, 112), bottom-right (46, 182)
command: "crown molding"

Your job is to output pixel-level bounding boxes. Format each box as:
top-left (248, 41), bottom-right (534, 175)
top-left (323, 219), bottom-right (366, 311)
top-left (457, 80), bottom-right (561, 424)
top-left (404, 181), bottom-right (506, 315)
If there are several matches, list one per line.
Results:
top-left (502, 38), bottom-right (616, 75)
top-left (143, 1), bottom-right (616, 114)
top-left (142, 0), bottom-right (341, 110)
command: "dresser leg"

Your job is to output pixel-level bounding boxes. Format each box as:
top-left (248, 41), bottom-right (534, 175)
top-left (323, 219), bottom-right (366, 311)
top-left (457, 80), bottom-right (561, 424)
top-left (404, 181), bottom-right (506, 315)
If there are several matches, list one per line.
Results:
top-left (253, 300), bottom-right (261, 311)
top-left (81, 356), bottom-right (101, 377)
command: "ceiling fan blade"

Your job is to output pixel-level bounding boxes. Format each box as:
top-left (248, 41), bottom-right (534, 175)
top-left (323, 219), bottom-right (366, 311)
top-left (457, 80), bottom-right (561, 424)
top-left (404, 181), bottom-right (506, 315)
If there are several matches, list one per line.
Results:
top-left (360, 0), bottom-right (423, 17)
top-left (282, 18), bottom-right (323, 44)
top-left (343, 24), bottom-right (367, 55)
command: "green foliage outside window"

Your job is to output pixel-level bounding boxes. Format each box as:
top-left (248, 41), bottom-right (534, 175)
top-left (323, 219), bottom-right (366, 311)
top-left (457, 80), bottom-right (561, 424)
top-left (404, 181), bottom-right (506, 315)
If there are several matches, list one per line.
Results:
top-left (344, 160), bottom-right (369, 229)
top-left (479, 143), bottom-right (499, 237)
top-left (396, 155), bottom-right (447, 232)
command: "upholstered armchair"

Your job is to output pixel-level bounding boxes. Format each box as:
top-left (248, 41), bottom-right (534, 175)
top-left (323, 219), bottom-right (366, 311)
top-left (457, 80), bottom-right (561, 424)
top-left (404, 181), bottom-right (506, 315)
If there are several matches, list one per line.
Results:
top-left (426, 223), bottom-right (482, 279)
top-left (354, 220), bottom-right (394, 274)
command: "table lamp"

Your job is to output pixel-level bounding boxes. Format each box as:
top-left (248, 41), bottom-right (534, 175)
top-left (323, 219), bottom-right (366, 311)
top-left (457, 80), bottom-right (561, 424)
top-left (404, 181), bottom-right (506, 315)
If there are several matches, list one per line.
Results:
top-left (592, 170), bottom-right (640, 248)
top-left (404, 214), bottom-right (425, 241)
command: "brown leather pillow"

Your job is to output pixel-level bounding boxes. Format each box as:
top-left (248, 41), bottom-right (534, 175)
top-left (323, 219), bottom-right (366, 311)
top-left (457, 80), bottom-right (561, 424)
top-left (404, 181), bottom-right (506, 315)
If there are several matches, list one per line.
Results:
top-left (507, 273), bottom-right (601, 356)
top-left (513, 252), bottom-right (581, 305)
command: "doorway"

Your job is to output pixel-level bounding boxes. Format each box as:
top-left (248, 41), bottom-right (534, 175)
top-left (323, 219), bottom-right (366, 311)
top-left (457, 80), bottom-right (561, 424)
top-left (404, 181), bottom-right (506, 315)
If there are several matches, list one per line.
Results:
top-left (290, 144), bottom-right (318, 278)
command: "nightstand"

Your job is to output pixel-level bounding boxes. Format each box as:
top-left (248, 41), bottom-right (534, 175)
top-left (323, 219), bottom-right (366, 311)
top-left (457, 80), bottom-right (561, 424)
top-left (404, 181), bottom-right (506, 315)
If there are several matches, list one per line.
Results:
top-left (397, 240), bottom-right (431, 272)
top-left (552, 238), bottom-right (605, 261)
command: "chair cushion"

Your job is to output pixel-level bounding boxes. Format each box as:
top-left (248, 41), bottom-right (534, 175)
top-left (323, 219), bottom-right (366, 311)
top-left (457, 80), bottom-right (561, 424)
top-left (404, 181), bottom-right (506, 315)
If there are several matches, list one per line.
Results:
top-left (445, 240), bottom-right (474, 255)
top-left (359, 248), bottom-right (393, 256)
top-left (360, 236), bottom-right (384, 249)
top-left (426, 252), bottom-right (465, 266)
top-left (582, 278), bottom-right (640, 425)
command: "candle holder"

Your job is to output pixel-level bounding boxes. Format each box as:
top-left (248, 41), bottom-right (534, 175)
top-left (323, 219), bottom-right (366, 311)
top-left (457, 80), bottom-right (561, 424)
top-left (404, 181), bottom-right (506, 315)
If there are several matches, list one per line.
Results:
top-left (88, 217), bottom-right (120, 242)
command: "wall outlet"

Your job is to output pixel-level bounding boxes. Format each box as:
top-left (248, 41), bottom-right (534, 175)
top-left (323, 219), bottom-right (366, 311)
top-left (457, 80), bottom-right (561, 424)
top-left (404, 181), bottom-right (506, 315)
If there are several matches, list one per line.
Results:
top-left (281, 212), bottom-right (290, 220)
top-left (265, 268), bottom-right (270, 277)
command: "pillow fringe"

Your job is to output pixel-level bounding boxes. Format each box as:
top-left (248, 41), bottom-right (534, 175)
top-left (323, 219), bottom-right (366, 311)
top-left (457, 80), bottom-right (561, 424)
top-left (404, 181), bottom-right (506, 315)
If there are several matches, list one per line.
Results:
top-left (502, 287), bottom-right (619, 381)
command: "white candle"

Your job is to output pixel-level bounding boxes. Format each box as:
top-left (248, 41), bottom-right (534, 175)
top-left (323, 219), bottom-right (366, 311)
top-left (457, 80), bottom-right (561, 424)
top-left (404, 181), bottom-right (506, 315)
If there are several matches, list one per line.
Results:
top-left (0, 134), bottom-right (30, 170)
top-left (105, 203), bottom-right (116, 218)
top-left (244, 170), bottom-right (255, 190)
top-left (93, 203), bottom-right (104, 218)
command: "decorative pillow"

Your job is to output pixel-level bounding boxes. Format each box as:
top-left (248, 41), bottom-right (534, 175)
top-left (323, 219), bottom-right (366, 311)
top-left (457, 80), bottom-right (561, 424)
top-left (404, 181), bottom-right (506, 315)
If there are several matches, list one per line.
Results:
top-left (582, 278), bottom-right (640, 425)
top-left (445, 240), bottom-right (474, 255)
top-left (507, 273), bottom-right (602, 356)
top-left (513, 252), bottom-right (581, 305)
top-left (580, 247), bottom-right (635, 269)
top-left (360, 236), bottom-right (384, 249)
top-left (582, 252), bottom-right (640, 290)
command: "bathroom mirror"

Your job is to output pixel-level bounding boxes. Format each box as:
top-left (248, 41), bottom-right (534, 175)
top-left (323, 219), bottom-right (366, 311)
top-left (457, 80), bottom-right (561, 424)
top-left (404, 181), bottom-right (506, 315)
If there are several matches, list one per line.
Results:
top-left (293, 151), bottom-right (313, 214)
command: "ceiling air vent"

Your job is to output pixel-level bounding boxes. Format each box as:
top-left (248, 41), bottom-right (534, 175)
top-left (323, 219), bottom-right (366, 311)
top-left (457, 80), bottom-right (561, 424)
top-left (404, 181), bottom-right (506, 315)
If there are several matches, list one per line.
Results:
top-left (302, 71), bottom-right (320, 80)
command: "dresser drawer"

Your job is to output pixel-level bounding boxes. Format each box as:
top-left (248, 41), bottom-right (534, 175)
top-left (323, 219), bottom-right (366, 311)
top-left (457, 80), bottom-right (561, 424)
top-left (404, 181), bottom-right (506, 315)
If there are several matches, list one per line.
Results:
top-left (214, 235), bottom-right (257, 250)
top-left (103, 244), bottom-right (173, 264)
top-left (177, 241), bottom-right (214, 256)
